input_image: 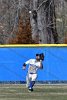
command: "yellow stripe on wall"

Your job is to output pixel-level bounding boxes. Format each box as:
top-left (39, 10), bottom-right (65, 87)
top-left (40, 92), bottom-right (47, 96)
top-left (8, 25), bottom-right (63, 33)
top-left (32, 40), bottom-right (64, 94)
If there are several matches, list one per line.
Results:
top-left (0, 44), bottom-right (67, 47)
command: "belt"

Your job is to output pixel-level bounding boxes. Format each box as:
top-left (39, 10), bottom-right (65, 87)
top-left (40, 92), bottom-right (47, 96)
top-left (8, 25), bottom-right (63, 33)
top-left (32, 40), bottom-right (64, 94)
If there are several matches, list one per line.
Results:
top-left (30, 73), bottom-right (36, 74)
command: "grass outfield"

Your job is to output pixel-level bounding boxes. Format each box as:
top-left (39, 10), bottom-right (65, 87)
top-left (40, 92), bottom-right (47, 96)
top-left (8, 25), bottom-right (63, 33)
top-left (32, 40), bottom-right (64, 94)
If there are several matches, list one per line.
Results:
top-left (0, 84), bottom-right (67, 100)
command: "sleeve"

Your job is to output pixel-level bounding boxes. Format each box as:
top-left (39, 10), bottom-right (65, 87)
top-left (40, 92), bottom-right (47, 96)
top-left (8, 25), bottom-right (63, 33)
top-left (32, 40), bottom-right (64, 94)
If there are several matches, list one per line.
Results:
top-left (25, 59), bottom-right (31, 65)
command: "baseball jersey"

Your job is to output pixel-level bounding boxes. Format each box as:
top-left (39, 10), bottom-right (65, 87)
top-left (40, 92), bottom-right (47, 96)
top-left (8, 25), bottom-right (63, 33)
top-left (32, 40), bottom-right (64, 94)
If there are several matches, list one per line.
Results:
top-left (25, 59), bottom-right (41, 74)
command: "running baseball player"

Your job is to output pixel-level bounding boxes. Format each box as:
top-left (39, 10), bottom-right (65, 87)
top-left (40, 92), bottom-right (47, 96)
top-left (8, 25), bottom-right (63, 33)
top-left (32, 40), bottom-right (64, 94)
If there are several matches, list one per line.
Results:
top-left (22, 53), bottom-right (44, 92)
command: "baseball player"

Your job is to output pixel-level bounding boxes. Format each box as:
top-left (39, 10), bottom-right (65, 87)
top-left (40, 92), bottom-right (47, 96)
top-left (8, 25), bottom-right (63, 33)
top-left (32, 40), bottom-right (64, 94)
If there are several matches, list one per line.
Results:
top-left (22, 53), bottom-right (44, 92)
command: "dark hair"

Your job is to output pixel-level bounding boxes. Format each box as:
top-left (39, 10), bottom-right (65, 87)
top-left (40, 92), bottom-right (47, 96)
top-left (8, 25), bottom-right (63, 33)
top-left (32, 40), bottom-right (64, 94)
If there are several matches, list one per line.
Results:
top-left (36, 53), bottom-right (44, 61)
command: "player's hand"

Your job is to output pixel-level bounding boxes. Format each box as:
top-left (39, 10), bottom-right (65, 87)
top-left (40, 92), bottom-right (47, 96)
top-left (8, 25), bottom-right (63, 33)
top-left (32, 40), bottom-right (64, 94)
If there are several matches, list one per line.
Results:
top-left (22, 66), bottom-right (26, 70)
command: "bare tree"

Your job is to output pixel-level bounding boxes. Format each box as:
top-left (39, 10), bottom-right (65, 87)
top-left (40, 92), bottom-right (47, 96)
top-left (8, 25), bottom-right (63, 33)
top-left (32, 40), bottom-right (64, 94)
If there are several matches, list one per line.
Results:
top-left (46, 0), bottom-right (58, 43)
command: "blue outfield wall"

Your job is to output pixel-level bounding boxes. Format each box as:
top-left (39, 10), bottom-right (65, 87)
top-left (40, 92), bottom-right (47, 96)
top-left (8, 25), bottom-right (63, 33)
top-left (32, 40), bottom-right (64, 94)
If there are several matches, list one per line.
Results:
top-left (0, 47), bottom-right (67, 82)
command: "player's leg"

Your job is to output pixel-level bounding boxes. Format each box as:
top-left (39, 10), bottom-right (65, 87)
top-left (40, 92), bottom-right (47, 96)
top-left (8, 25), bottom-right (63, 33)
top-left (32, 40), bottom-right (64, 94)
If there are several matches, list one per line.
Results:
top-left (28, 74), bottom-right (37, 91)
top-left (26, 73), bottom-right (31, 88)
top-left (28, 74), bottom-right (32, 90)
top-left (31, 74), bottom-right (37, 87)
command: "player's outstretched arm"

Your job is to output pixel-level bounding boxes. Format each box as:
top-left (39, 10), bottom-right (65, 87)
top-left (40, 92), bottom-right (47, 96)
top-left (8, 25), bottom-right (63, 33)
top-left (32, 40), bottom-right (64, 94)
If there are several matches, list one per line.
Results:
top-left (39, 60), bottom-right (43, 69)
top-left (22, 59), bottom-right (30, 70)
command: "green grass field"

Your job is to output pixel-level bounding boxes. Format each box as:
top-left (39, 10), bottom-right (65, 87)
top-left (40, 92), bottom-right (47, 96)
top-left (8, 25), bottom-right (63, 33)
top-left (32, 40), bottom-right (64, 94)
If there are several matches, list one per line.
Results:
top-left (0, 84), bottom-right (67, 100)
